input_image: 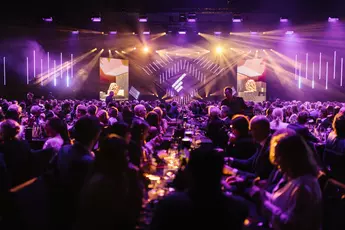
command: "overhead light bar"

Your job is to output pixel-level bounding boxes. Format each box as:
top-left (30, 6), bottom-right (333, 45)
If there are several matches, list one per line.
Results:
top-left (250, 31), bottom-right (259, 35)
top-left (232, 16), bottom-right (243, 22)
top-left (139, 15), bottom-right (148, 22)
top-left (42, 17), bottom-right (53, 22)
top-left (91, 17), bottom-right (101, 22)
top-left (214, 31), bottom-right (222, 35)
top-left (143, 31), bottom-right (150, 35)
top-left (72, 30), bottom-right (79, 34)
top-left (280, 17), bottom-right (289, 22)
top-left (285, 30), bottom-right (294, 35)
top-left (109, 31), bottom-right (117, 35)
top-left (178, 31), bottom-right (186, 35)
top-left (328, 17), bottom-right (339, 22)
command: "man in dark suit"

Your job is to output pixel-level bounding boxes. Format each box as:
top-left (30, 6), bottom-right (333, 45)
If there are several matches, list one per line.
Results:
top-left (225, 115), bottom-right (273, 181)
top-left (105, 91), bottom-right (114, 106)
top-left (287, 111), bottom-right (319, 143)
top-left (221, 87), bottom-right (247, 118)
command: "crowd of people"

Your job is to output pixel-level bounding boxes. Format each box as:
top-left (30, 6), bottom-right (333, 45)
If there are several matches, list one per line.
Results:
top-left (0, 87), bottom-right (344, 230)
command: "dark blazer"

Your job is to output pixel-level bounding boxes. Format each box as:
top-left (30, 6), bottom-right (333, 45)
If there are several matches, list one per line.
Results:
top-left (287, 123), bottom-right (319, 143)
top-left (226, 135), bottom-right (258, 159)
top-left (231, 136), bottom-right (273, 180)
top-left (206, 117), bottom-right (228, 148)
top-left (221, 96), bottom-right (247, 117)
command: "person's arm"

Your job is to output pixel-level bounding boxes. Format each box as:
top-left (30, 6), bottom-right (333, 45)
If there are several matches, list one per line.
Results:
top-left (231, 152), bottom-right (256, 172)
top-left (264, 184), bottom-right (321, 230)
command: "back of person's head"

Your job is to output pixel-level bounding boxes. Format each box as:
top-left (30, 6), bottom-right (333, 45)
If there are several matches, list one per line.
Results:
top-left (95, 136), bottom-right (128, 177)
top-left (231, 115), bottom-right (250, 137)
top-left (333, 113), bottom-right (345, 138)
top-left (250, 115), bottom-right (270, 141)
top-left (220, 105), bottom-right (229, 118)
top-left (0, 119), bottom-right (20, 141)
top-left (74, 116), bottom-right (101, 145)
top-left (5, 108), bottom-right (20, 122)
top-left (109, 122), bottom-right (130, 139)
top-left (272, 107), bottom-right (284, 127)
top-left (297, 111), bottom-right (309, 124)
top-left (270, 129), bottom-right (318, 178)
top-left (76, 104), bottom-right (87, 117)
top-left (208, 106), bottom-right (220, 118)
top-left (87, 105), bottom-right (98, 116)
top-left (97, 109), bottom-right (109, 123)
top-left (320, 107), bottom-right (328, 118)
top-left (188, 148), bottom-right (224, 188)
top-left (108, 107), bottom-right (118, 118)
top-left (289, 114), bottom-right (298, 124)
top-left (46, 117), bottom-right (70, 144)
top-left (146, 111), bottom-right (159, 128)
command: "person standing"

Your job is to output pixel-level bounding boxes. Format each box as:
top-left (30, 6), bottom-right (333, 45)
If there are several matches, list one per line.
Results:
top-left (221, 87), bottom-right (247, 118)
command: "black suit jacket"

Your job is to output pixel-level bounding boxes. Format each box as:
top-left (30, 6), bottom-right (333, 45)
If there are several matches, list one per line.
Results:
top-left (231, 136), bottom-right (273, 180)
top-left (206, 117), bottom-right (228, 148)
top-left (221, 96), bottom-right (247, 117)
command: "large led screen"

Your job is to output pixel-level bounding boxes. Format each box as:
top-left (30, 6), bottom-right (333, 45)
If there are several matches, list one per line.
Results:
top-left (99, 58), bottom-right (129, 100)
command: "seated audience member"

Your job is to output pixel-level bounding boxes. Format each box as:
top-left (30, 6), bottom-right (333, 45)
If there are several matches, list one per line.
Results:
top-left (53, 116), bottom-right (101, 229)
top-left (87, 105), bottom-right (98, 117)
top-left (287, 111), bottom-right (319, 143)
top-left (150, 148), bottom-right (248, 230)
top-left (97, 109), bottom-right (109, 127)
top-left (323, 112), bottom-right (345, 184)
top-left (108, 122), bottom-right (131, 144)
top-left (317, 107), bottom-right (332, 131)
top-left (270, 108), bottom-right (288, 131)
top-left (250, 129), bottom-right (322, 230)
top-left (43, 117), bottom-right (71, 153)
top-left (220, 105), bottom-right (232, 128)
top-left (132, 104), bottom-right (148, 125)
top-left (108, 107), bottom-right (118, 125)
top-left (75, 136), bottom-right (142, 230)
top-left (0, 119), bottom-right (33, 188)
top-left (225, 115), bottom-right (273, 181)
top-left (206, 106), bottom-right (228, 148)
top-left (153, 107), bottom-right (168, 133)
top-left (226, 115), bottom-right (257, 159)
top-left (146, 111), bottom-right (161, 138)
top-left (168, 101), bottom-right (179, 119)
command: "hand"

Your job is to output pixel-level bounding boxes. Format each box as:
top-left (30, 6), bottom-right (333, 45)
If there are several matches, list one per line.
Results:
top-left (253, 177), bottom-right (268, 189)
top-left (223, 164), bottom-right (237, 175)
top-left (225, 175), bottom-right (244, 185)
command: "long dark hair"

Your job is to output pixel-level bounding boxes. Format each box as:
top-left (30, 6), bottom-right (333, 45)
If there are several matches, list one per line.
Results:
top-left (47, 117), bottom-right (71, 145)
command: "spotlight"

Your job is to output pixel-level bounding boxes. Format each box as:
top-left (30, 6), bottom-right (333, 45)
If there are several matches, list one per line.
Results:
top-left (42, 17), bottom-right (53, 22)
top-left (285, 30), bottom-right (294, 35)
top-left (72, 30), bottom-right (79, 34)
top-left (328, 17), bottom-right (339, 22)
top-left (178, 31), bottom-right (186, 35)
top-left (214, 31), bottom-right (222, 35)
top-left (198, 32), bottom-right (201, 35)
top-left (163, 32), bottom-right (166, 35)
top-left (101, 49), bottom-right (104, 52)
top-left (280, 17), bottom-right (289, 23)
top-left (187, 13), bottom-right (197, 22)
top-left (133, 47), bottom-right (136, 50)
top-left (250, 31), bottom-right (259, 35)
top-left (91, 17), bottom-right (101, 22)
top-left (232, 16), bottom-right (243, 22)
top-left (216, 46), bottom-right (223, 54)
top-left (143, 46), bottom-right (149, 53)
top-left (108, 49), bottom-right (111, 52)
top-left (91, 48), bottom-right (97, 52)
top-left (143, 31), bottom-right (150, 35)
top-left (138, 15), bottom-right (148, 22)
top-left (109, 31), bottom-right (117, 35)
top-left (132, 32), bottom-right (136, 35)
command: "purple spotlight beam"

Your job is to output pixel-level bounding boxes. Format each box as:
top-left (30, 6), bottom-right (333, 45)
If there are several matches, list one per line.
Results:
top-left (3, 57), bottom-right (6, 86)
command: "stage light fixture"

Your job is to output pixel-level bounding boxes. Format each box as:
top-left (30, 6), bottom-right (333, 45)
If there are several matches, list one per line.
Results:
top-left (72, 30), bottom-right (79, 34)
top-left (198, 32), bottom-right (201, 35)
top-left (216, 46), bottom-right (223, 54)
top-left (143, 31), bottom-right (150, 35)
top-left (285, 30), bottom-right (294, 35)
top-left (280, 17), bottom-right (288, 23)
top-left (139, 15), bottom-right (148, 22)
top-left (109, 31), bottom-right (117, 35)
top-left (42, 17), bottom-right (53, 22)
top-left (187, 13), bottom-right (197, 22)
top-left (328, 17), bottom-right (339, 22)
top-left (232, 16), bottom-right (243, 22)
top-left (250, 31), bottom-right (259, 35)
top-left (178, 31), bottom-right (186, 35)
top-left (143, 47), bottom-right (149, 53)
top-left (163, 32), bottom-right (166, 35)
top-left (214, 31), bottom-right (222, 35)
top-left (91, 17), bottom-right (101, 22)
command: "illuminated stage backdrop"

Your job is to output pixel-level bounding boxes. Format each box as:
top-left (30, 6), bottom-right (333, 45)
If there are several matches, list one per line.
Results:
top-left (237, 58), bottom-right (267, 102)
top-left (99, 57), bottom-right (129, 100)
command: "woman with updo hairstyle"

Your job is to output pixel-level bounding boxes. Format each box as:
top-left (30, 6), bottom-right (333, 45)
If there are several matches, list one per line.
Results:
top-left (252, 129), bottom-right (322, 230)
top-left (43, 117), bottom-right (71, 153)
top-left (0, 119), bottom-right (34, 187)
top-left (270, 108), bottom-right (288, 131)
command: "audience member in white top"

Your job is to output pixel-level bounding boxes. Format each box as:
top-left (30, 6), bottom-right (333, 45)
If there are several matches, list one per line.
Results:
top-left (43, 117), bottom-right (70, 153)
top-left (270, 108), bottom-right (288, 130)
top-left (108, 107), bottom-right (118, 125)
top-left (251, 129), bottom-right (322, 230)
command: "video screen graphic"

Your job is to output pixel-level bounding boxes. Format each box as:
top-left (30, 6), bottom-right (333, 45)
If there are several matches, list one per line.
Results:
top-left (99, 58), bottom-right (129, 100)
top-left (237, 58), bottom-right (267, 102)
